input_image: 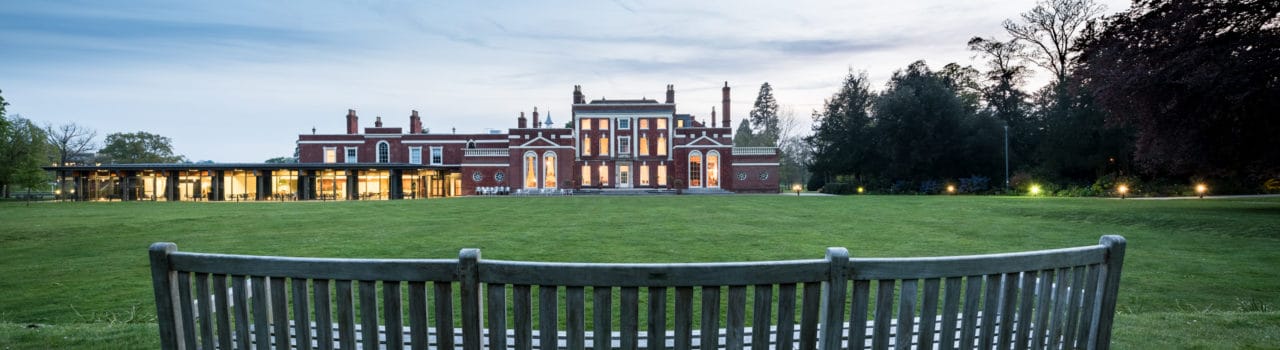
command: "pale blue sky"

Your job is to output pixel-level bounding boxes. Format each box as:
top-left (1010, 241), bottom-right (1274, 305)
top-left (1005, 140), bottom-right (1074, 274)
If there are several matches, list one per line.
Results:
top-left (1, 0), bottom-right (1128, 162)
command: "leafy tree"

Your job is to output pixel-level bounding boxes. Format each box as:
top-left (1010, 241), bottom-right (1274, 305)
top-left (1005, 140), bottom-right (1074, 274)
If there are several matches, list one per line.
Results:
top-left (1031, 80), bottom-right (1132, 182)
top-left (97, 131), bottom-right (185, 164)
top-left (1003, 0), bottom-right (1106, 84)
top-left (0, 115), bottom-right (51, 198)
top-left (45, 122), bottom-right (97, 166)
top-left (1078, 0), bottom-right (1280, 180)
top-left (732, 118), bottom-right (755, 147)
top-left (968, 36), bottom-right (1036, 174)
top-left (747, 82), bottom-right (780, 146)
top-left (805, 71), bottom-right (876, 182)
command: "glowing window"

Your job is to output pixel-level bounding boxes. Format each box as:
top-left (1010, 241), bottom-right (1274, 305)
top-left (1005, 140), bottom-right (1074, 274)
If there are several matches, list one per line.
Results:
top-left (581, 165), bottom-right (591, 186)
top-left (639, 164), bottom-right (650, 186)
top-left (583, 135), bottom-right (592, 156)
top-left (707, 151), bottom-right (720, 187)
top-left (639, 134), bottom-right (649, 156)
top-left (600, 136), bottom-right (609, 156)
top-left (543, 152), bottom-right (557, 188)
top-left (689, 152), bottom-right (702, 187)
top-left (657, 135), bottom-right (667, 156)
top-left (524, 152), bottom-right (538, 188)
top-left (640, 119), bottom-right (649, 129)
top-left (657, 164), bottom-right (667, 186)
top-left (678, 119), bottom-right (684, 128)
top-left (324, 147), bottom-right (337, 163)
top-left (598, 165), bottom-right (609, 186)
top-left (599, 119), bottom-right (609, 130)
top-left (657, 119), bottom-right (667, 129)
top-left (580, 119), bottom-right (592, 130)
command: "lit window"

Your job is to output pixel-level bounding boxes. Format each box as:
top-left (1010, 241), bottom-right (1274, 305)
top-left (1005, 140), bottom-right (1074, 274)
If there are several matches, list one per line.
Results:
top-left (583, 135), bottom-right (592, 156)
top-left (639, 164), bottom-right (650, 186)
top-left (377, 142), bottom-right (390, 163)
top-left (678, 119), bottom-right (685, 128)
top-left (600, 136), bottom-right (609, 156)
top-left (619, 137), bottom-right (631, 154)
top-left (619, 118), bottom-right (631, 129)
top-left (324, 147), bottom-right (337, 163)
top-left (657, 118), bottom-right (667, 129)
top-left (639, 134), bottom-right (649, 156)
top-left (657, 164), bottom-right (667, 186)
top-left (543, 153), bottom-right (557, 188)
top-left (640, 119), bottom-right (649, 129)
top-left (707, 151), bottom-right (719, 187)
top-left (581, 165), bottom-right (591, 186)
top-left (525, 152), bottom-right (538, 188)
top-left (599, 119), bottom-right (609, 130)
top-left (598, 165), bottom-right (609, 186)
top-left (409, 147), bottom-right (422, 164)
top-left (345, 147), bottom-right (358, 163)
top-left (580, 119), bottom-right (592, 130)
top-left (689, 152), bottom-right (702, 187)
top-left (430, 147), bottom-right (443, 165)
top-left (657, 135), bottom-right (667, 156)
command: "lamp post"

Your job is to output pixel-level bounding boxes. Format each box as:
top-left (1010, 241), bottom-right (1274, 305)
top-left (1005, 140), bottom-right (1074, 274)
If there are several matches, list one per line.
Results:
top-left (1196, 184), bottom-right (1207, 199)
top-left (1004, 123), bottom-right (1010, 191)
top-left (1117, 185), bottom-right (1129, 199)
top-left (793, 184), bottom-right (802, 197)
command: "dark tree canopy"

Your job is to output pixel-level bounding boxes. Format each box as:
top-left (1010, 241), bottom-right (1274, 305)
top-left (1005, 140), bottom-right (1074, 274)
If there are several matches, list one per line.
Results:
top-left (805, 71), bottom-right (876, 181)
top-left (0, 115), bottom-right (51, 196)
top-left (98, 131), bottom-right (185, 164)
top-left (1078, 0), bottom-right (1280, 179)
top-left (747, 83), bottom-right (780, 146)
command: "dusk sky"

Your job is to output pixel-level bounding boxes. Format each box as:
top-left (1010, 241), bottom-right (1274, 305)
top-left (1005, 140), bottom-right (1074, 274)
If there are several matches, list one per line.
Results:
top-left (1, 0), bottom-right (1129, 162)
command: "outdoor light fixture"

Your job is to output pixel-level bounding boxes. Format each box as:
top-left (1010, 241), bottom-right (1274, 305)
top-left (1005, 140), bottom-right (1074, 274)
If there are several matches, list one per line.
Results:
top-left (857, 186), bottom-right (865, 194)
top-left (1196, 184), bottom-right (1207, 199)
top-left (946, 185), bottom-right (956, 194)
top-left (1029, 184), bottom-right (1042, 196)
top-left (1117, 185), bottom-right (1129, 199)
top-left (793, 184), bottom-right (802, 196)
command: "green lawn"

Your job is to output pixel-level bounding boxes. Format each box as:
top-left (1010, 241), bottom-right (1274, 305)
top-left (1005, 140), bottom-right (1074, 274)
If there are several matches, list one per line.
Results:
top-left (1, 195), bottom-right (1278, 348)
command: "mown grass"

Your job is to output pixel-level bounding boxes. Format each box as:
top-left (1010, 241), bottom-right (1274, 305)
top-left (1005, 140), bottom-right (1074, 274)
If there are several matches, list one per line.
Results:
top-left (1, 195), bottom-right (1278, 348)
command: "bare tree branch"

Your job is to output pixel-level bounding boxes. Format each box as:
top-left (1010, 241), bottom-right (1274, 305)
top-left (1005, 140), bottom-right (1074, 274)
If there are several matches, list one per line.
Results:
top-left (1002, 0), bottom-right (1105, 84)
top-left (45, 122), bottom-right (97, 166)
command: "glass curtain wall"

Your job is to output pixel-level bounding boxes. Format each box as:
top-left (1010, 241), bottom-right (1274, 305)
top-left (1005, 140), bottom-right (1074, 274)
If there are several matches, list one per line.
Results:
top-left (271, 170), bottom-right (299, 200)
top-left (178, 170), bottom-right (212, 201)
top-left (137, 170), bottom-right (168, 201)
top-left (316, 170), bottom-right (348, 201)
top-left (357, 170), bottom-right (390, 200)
top-left (222, 170), bottom-right (258, 201)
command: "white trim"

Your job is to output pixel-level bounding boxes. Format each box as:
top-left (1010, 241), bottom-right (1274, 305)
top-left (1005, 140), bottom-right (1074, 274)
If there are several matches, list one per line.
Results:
top-left (323, 147), bottom-right (337, 164)
top-left (518, 136), bottom-right (560, 148)
top-left (616, 162), bottom-right (632, 188)
top-left (508, 135), bottom-right (522, 139)
top-left (688, 150), bottom-right (704, 188)
top-left (402, 139), bottom-right (507, 144)
top-left (429, 146), bottom-right (444, 165)
top-left (731, 162), bottom-right (781, 166)
top-left (542, 151), bottom-right (558, 189)
top-left (409, 146), bottom-right (423, 165)
top-left (706, 150), bottom-right (720, 189)
top-left (298, 140), bottom-right (364, 145)
top-left (572, 112), bottom-right (672, 118)
top-left (618, 136), bottom-right (631, 154)
top-left (512, 145), bottom-right (573, 149)
top-left (684, 135), bottom-right (724, 146)
top-left (522, 151), bottom-right (539, 189)
top-left (460, 163), bottom-right (509, 167)
top-left (344, 147), bottom-right (359, 163)
top-left (376, 140), bottom-right (391, 163)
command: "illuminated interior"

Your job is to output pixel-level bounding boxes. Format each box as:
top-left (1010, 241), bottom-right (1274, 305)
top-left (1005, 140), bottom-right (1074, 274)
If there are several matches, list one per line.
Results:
top-left (707, 151), bottom-right (720, 188)
top-left (542, 153), bottom-right (557, 188)
top-left (689, 152), bottom-right (702, 187)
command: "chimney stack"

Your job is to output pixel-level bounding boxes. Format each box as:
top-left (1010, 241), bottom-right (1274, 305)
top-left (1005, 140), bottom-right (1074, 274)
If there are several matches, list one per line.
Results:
top-left (721, 82), bottom-right (731, 128)
top-left (518, 111), bottom-right (528, 128)
top-left (346, 109), bottom-right (359, 134)
top-left (573, 85), bottom-right (585, 104)
top-left (711, 107), bottom-right (717, 127)
top-left (374, 116), bottom-right (383, 127)
top-left (532, 107), bottom-right (541, 128)
top-left (409, 110), bottom-right (422, 134)
top-left (665, 84), bottom-right (675, 104)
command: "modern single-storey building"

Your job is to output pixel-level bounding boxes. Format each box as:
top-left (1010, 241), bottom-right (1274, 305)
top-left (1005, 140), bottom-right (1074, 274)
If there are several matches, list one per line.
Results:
top-left (45, 83), bottom-right (780, 201)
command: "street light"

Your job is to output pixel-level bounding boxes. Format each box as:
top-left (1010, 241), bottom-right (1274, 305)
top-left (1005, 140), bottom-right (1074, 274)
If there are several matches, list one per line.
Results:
top-left (946, 185), bottom-right (956, 195)
top-left (857, 186), bottom-right (865, 194)
top-left (1004, 123), bottom-right (1010, 191)
top-left (793, 184), bottom-right (802, 196)
top-left (1117, 185), bottom-right (1129, 199)
top-left (1196, 184), bottom-right (1207, 199)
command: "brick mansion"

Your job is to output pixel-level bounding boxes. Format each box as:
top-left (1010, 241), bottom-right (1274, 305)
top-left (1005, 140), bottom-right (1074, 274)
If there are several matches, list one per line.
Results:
top-left (47, 83), bottom-right (780, 201)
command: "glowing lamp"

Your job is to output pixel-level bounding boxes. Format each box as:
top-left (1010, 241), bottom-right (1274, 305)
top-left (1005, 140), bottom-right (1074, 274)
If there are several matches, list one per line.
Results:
top-left (1029, 185), bottom-right (1042, 195)
top-left (946, 185), bottom-right (956, 194)
top-left (1117, 185), bottom-right (1129, 199)
top-left (1196, 184), bottom-right (1207, 198)
top-left (857, 186), bottom-right (865, 194)
top-left (792, 184), bottom-right (802, 196)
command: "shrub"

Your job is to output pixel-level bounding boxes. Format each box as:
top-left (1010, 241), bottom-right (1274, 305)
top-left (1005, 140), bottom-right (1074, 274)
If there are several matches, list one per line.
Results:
top-left (958, 176), bottom-right (991, 193)
top-left (820, 182), bottom-right (858, 195)
top-left (918, 180), bottom-right (942, 194)
top-left (890, 180), bottom-right (914, 194)
top-left (806, 175), bottom-right (826, 191)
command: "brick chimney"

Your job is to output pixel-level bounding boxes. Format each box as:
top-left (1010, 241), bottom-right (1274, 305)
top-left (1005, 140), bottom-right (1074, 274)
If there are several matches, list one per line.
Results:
top-left (665, 84), bottom-right (675, 104)
top-left (375, 116), bottom-right (383, 127)
top-left (518, 111), bottom-right (527, 128)
top-left (533, 107), bottom-right (541, 128)
top-left (721, 82), bottom-right (731, 128)
top-left (573, 85), bottom-right (585, 104)
top-left (346, 109), bottom-right (358, 134)
top-left (711, 107), bottom-right (717, 127)
top-left (409, 110), bottom-right (422, 134)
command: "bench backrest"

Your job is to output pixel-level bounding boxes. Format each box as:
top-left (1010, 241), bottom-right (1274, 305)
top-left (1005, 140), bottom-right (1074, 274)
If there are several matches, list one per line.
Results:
top-left (150, 236), bottom-right (1124, 350)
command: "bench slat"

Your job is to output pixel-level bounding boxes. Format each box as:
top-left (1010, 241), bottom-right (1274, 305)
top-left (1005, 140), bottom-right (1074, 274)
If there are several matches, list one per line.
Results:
top-left (848, 280), bottom-right (870, 350)
top-left (177, 272), bottom-right (198, 350)
top-left (919, 278), bottom-right (940, 349)
top-left (360, 280), bottom-right (380, 350)
top-left (849, 245), bottom-right (1106, 280)
top-left (978, 274), bottom-right (999, 350)
top-left (313, 279), bottom-right (334, 350)
top-left (271, 277), bottom-right (291, 350)
top-left (409, 281), bottom-right (428, 350)
top-left (1060, 265), bottom-right (1085, 348)
top-left (872, 280), bottom-right (894, 350)
top-left (894, 279), bottom-right (917, 350)
top-left (251, 276), bottom-right (271, 350)
top-left (512, 285), bottom-right (532, 350)
top-left (567, 286), bottom-right (586, 350)
top-left (701, 286), bottom-right (721, 350)
top-left (619, 287), bottom-right (639, 350)
top-left (480, 260), bottom-right (828, 287)
top-left (799, 282), bottom-right (820, 350)
top-left (292, 278), bottom-right (313, 350)
top-left (385, 281), bottom-right (404, 350)
top-left (776, 283), bottom-right (796, 350)
top-left (592, 287), bottom-right (611, 350)
top-left (939, 277), bottom-right (962, 350)
top-left (488, 284), bottom-right (507, 350)
top-left (997, 272), bottom-right (1018, 349)
top-left (337, 280), bottom-right (357, 350)
top-left (751, 284), bottom-right (773, 350)
top-left (1077, 264), bottom-right (1102, 348)
top-left (539, 285), bottom-right (557, 350)
top-left (648, 287), bottom-right (667, 350)
top-left (674, 287), bottom-right (693, 350)
top-left (728, 285), bottom-right (746, 350)
top-left (170, 252), bottom-right (457, 282)
top-left (195, 273), bottom-right (215, 350)
top-left (213, 274), bottom-right (234, 350)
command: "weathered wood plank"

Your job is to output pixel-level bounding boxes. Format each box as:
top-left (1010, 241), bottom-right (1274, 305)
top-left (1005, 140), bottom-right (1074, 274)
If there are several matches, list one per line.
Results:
top-left (1044, 267), bottom-right (1069, 349)
top-left (593, 287), bottom-right (612, 350)
top-left (648, 287), bottom-right (667, 350)
top-left (751, 284), bottom-right (774, 350)
top-left (997, 272), bottom-right (1019, 350)
top-left (384, 281), bottom-right (404, 350)
top-left (1015, 271), bottom-right (1038, 350)
top-left (1076, 264), bottom-right (1101, 348)
top-left (1094, 235), bottom-right (1127, 349)
top-left (359, 280), bottom-right (380, 350)
top-left (702, 286), bottom-right (722, 350)
top-left (251, 276), bottom-right (271, 350)
top-left (175, 272), bottom-right (198, 350)
top-left (799, 282), bottom-right (821, 350)
top-left (918, 278), bottom-right (940, 350)
top-left (939, 277), bottom-right (963, 350)
top-left (232, 276), bottom-right (252, 350)
top-left (776, 284), bottom-right (797, 350)
top-left (488, 284), bottom-right (507, 350)
top-left (567, 286), bottom-right (586, 350)
top-left (1032, 269), bottom-right (1056, 350)
top-left (1061, 265), bottom-right (1086, 349)
top-left (271, 277), bottom-right (291, 350)
top-left (336, 280), bottom-right (356, 350)
top-left (459, 249), bottom-right (482, 350)
top-left (512, 285), bottom-right (533, 350)
top-left (169, 252), bottom-right (457, 282)
top-left (195, 273), bottom-right (215, 350)
top-left (727, 285), bottom-right (747, 350)
top-left (848, 280), bottom-right (870, 350)
top-left (539, 285), bottom-right (557, 350)
top-left (148, 243), bottom-right (180, 350)
top-left (894, 279), bottom-right (917, 350)
top-left (479, 259), bottom-right (828, 286)
top-left (213, 274), bottom-right (233, 350)
top-left (313, 279), bottom-right (333, 350)
top-left (849, 245), bottom-right (1107, 280)
top-left (292, 278), bottom-right (313, 350)
top-left (619, 287), bottom-right (639, 350)
top-left (872, 280), bottom-right (895, 350)
top-left (409, 281), bottom-right (428, 350)
top-left (978, 274), bottom-right (1000, 350)
top-left (675, 287), bottom-right (693, 350)
top-left (434, 282), bottom-right (455, 350)
top-left (819, 247), bottom-right (848, 350)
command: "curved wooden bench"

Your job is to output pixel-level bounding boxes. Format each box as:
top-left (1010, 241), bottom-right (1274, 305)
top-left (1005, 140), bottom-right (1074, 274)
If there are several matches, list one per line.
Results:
top-left (150, 236), bottom-right (1125, 350)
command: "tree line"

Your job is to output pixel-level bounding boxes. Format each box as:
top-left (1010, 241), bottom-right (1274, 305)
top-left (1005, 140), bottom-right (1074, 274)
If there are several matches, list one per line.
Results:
top-left (803, 0), bottom-right (1279, 195)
